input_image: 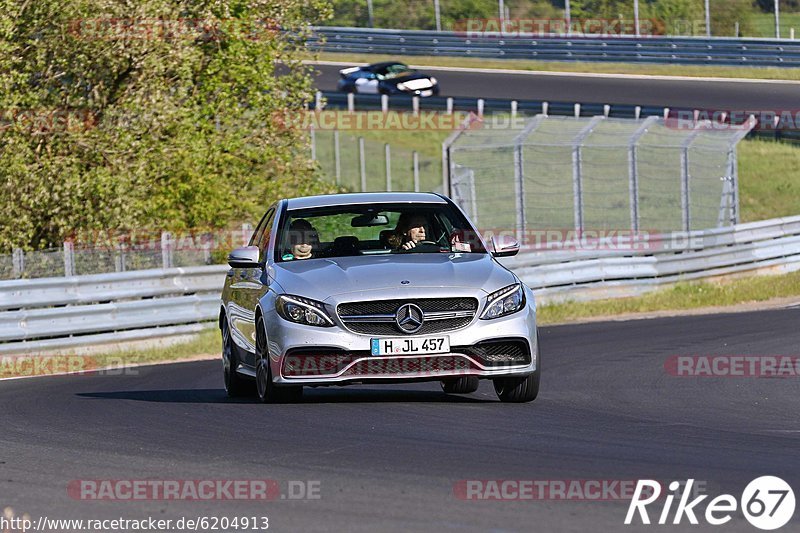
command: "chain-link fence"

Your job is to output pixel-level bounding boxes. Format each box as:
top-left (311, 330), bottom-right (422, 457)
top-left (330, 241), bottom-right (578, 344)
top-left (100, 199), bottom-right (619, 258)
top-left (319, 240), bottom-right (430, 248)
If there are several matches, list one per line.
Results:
top-left (313, 128), bottom-right (443, 193)
top-left (445, 114), bottom-right (754, 243)
top-left (0, 229), bottom-right (255, 281)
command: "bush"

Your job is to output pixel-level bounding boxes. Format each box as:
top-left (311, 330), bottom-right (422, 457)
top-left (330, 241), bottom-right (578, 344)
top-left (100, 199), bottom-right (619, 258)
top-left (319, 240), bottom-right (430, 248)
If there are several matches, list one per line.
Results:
top-left (0, 0), bottom-right (336, 252)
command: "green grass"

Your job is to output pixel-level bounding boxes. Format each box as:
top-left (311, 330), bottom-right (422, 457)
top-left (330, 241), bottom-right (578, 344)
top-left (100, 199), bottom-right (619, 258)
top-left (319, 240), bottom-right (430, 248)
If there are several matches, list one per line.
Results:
top-left (738, 138), bottom-right (800, 222)
top-left (537, 269), bottom-right (800, 325)
top-left (318, 52), bottom-right (800, 81)
top-left (0, 327), bottom-right (220, 379)
top-left (750, 12), bottom-right (800, 38)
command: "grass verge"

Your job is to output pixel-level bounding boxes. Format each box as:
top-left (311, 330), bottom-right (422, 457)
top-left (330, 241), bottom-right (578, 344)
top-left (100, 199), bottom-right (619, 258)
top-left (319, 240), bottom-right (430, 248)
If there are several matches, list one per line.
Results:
top-left (318, 52), bottom-right (800, 82)
top-left (0, 327), bottom-right (220, 379)
top-left (537, 270), bottom-right (800, 325)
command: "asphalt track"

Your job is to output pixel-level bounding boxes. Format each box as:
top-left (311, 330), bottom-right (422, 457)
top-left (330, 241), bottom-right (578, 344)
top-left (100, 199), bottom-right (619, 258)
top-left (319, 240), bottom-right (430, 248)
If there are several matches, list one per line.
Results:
top-left (312, 63), bottom-right (800, 110)
top-left (2, 307), bottom-right (800, 532)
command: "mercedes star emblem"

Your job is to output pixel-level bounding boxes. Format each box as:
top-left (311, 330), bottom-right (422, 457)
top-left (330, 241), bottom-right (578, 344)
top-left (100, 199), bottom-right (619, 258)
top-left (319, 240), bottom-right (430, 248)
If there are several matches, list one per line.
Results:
top-left (395, 303), bottom-right (424, 334)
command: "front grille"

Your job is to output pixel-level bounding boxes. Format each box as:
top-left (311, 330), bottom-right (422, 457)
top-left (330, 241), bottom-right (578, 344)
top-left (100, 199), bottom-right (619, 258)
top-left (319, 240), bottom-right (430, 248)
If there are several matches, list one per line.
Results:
top-left (282, 348), bottom-right (366, 377)
top-left (340, 355), bottom-right (473, 377)
top-left (337, 297), bottom-right (478, 336)
top-left (456, 340), bottom-right (531, 367)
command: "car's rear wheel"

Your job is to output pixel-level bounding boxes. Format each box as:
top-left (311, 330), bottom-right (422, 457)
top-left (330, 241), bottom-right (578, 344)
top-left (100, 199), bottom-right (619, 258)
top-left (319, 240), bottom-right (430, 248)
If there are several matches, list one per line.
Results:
top-left (441, 376), bottom-right (479, 394)
top-left (222, 318), bottom-right (252, 397)
top-left (255, 316), bottom-right (303, 404)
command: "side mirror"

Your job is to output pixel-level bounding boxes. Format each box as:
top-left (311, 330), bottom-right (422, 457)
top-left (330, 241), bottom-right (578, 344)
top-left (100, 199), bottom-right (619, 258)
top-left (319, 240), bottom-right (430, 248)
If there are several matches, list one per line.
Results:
top-left (228, 246), bottom-right (261, 268)
top-left (491, 236), bottom-right (520, 258)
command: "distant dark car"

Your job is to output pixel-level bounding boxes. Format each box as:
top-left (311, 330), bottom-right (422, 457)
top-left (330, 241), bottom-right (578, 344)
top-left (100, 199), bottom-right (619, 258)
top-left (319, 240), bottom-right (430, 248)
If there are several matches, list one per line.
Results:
top-left (336, 62), bottom-right (440, 97)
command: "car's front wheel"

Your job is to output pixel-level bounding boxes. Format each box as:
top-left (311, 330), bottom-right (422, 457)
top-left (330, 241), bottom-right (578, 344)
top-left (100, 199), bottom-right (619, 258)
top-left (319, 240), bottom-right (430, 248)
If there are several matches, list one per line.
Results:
top-left (493, 372), bottom-right (539, 403)
top-left (255, 316), bottom-right (303, 404)
top-left (441, 376), bottom-right (479, 394)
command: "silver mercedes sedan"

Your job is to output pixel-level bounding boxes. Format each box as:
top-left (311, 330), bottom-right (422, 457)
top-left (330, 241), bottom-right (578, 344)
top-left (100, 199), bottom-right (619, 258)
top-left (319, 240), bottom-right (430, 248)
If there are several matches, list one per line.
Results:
top-left (219, 192), bottom-right (539, 403)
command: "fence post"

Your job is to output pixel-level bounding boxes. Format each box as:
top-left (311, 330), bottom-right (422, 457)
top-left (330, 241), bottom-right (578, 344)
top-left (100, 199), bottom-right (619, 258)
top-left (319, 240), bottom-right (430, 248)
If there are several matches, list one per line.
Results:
top-left (315, 90), bottom-right (323, 111)
top-left (381, 94), bottom-right (389, 113)
top-left (241, 223), bottom-right (253, 246)
top-left (12, 248), bottom-right (24, 278)
top-left (681, 124), bottom-right (706, 232)
top-left (115, 242), bottom-right (127, 272)
top-left (571, 116), bottom-right (605, 233)
top-left (347, 92), bottom-right (355, 112)
top-left (412, 96), bottom-right (419, 116)
top-left (161, 231), bottom-right (174, 269)
top-left (446, 97), bottom-right (453, 115)
top-left (511, 100), bottom-right (518, 121)
top-left (384, 143), bottom-right (391, 191)
top-left (310, 123), bottom-right (316, 161)
top-left (477, 98), bottom-right (484, 118)
top-left (542, 102), bottom-right (549, 116)
top-left (333, 129), bottom-right (341, 185)
top-left (359, 137), bottom-right (367, 192)
top-left (63, 241), bottom-right (75, 277)
top-left (413, 151), bottom-right (420, 192)
top-left (628, 116), bottom-right (658, 233)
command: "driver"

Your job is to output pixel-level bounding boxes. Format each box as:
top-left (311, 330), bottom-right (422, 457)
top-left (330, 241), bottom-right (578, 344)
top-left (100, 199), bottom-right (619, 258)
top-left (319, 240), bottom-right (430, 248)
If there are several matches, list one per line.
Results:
top-left (394, 213), bottom-right (429, 250)
top-left (284, 219), bottom-right (319, 260)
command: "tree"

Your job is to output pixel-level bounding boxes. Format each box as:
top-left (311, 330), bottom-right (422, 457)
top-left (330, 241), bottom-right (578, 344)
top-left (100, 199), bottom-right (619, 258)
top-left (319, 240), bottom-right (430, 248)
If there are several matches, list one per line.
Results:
top-left (0, 0), bottom-right (335, 251)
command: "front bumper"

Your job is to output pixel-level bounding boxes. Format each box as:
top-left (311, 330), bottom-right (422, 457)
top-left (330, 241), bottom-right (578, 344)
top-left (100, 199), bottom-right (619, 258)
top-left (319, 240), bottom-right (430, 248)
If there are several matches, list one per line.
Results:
top-left (263, 295), bottom-right (537, 386)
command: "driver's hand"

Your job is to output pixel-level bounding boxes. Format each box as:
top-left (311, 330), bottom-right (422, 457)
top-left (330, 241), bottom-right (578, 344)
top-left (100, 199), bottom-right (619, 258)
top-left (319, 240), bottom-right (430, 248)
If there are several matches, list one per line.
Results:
top-left (402, 241), bottom-right (416, 250)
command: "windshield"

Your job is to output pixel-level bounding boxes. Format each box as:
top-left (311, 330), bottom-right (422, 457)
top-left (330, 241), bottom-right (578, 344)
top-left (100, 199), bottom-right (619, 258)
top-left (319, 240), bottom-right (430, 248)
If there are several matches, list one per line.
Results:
top-left (275, 203), bottom-right (486, 262)
top-left (375, 63), bottom-right (414, 80)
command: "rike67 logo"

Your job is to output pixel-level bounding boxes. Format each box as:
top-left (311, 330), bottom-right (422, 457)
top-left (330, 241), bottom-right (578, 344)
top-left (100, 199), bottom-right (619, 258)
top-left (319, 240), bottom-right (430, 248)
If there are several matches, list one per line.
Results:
top-left (625, 477), bottom-right (795, 530)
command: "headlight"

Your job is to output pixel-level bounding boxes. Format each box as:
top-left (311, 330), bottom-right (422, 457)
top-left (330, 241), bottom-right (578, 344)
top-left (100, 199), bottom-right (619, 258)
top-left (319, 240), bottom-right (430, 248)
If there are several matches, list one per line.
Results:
top-left (480, 283), bottom-right (525, 320)
top-left (396, 82), bottom-right (407, 91)
top-left (429, 77), bottom-right (437, 85)
top-left (276, 294), bottom-right (334, 327)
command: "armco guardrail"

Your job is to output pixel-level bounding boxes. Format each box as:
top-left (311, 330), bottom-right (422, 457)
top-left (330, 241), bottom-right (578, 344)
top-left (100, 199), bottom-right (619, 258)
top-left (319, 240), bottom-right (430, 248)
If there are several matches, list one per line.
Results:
top-left (315, 91), bottom-right (800, 144)
top-left (0, 265), bottom-right (227, 354)
top-left (500, 215), bottom-right (800, 302)
top-left (3, 215), bottom-right (800, 354)
top-left (311, 26), bottom-right (800, 67)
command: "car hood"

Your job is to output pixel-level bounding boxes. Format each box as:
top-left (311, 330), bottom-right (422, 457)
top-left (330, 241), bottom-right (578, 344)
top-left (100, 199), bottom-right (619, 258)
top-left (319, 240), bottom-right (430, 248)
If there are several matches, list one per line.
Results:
top-left (273, 253), bottom-right (516, 300)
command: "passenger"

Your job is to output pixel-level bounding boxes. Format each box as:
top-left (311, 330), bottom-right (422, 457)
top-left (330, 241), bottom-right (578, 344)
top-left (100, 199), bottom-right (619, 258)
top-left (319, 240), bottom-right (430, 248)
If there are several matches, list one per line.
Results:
top-left (394, 213), bottom-right (429, 250)
top-left (285, 219), bottom-right (319, 260)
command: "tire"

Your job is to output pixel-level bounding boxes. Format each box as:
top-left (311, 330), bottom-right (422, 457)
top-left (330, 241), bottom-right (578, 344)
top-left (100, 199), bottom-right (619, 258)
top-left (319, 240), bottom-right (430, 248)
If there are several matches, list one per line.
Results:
top-left (255, 316), bottom-right (303, 404)
top-left (222, 318), bottom-right (252, 397)
top-left (441, 376), bottom-right (480, 394)
top-left (494, 336), bottom-right (541, 403)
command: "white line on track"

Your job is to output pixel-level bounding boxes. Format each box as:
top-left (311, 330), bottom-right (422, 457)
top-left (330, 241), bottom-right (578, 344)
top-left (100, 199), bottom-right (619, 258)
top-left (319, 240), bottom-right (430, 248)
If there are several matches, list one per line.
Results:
top-left (307, 59), bottom-right (800, 85)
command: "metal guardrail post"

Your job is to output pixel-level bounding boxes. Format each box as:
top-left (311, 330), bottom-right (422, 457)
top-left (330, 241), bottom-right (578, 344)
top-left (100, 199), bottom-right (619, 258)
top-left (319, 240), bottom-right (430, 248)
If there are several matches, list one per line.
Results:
top-left (63, 241), bottom-right (75, 277)
top-left (310, 123), bottom-right (316, 161)
top-left (381, 94), bottom-right (388, 113)
top-left (571, 116), bottom-right (604, 232)
top-left (359, 137), bottom-right (367, 192)
top-left (628, 116), bottom-right (659, 233)
top-left (512, 116), bottom-right (544, 246)
top-left (347, 92), bottom-right (355, 112)
top-left (161, 232), bottom-right (174, 269)
top-left (384, 143), bottom-right (391, 191)
top-left (333, 129), bottom-right (341, 185)
top-left (680, 123), bottom-right (707, 232)
top-left (413, 151), bottom-right (420, 192)
top-left (441, 114), bottom-right (477, 197)
top-left (12, 249), bottom-right (24, 278)
top-left (315, 91), bottom-right (323, 111)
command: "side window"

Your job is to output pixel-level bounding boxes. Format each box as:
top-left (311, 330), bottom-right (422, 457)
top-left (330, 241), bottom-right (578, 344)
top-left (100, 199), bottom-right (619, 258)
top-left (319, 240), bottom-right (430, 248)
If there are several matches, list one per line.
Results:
top-left (257, 209), bottom-right (277, 263)
top-left (248, 208), bottom-right (274, 247)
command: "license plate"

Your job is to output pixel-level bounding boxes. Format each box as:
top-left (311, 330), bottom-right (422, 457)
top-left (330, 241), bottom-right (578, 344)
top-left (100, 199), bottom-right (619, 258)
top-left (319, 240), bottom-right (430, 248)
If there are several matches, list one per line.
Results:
top-left (420, 90), bottom-right (433, 97)
top-left (370, 336), bottom-right (450, 356)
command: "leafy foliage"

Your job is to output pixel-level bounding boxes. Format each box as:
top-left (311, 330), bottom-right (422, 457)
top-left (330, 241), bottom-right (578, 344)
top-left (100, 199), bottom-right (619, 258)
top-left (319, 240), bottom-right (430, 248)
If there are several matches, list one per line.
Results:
top-left (0, 0), bottom-right (335, 251)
